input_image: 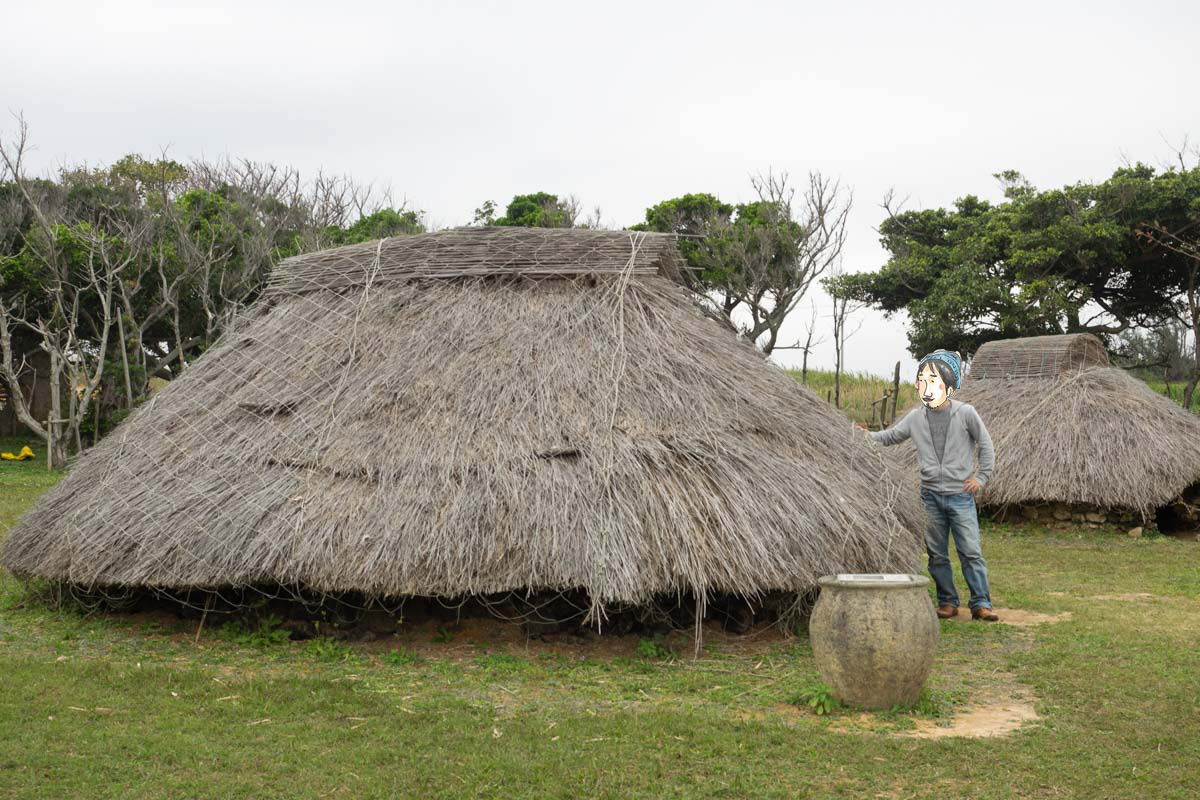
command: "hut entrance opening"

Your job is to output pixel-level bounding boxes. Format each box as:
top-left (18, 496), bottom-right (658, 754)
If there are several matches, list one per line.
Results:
top-left (1153, 483), bottom-right (1200, 537)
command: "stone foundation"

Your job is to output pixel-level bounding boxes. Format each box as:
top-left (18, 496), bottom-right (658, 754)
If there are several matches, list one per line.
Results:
top-left (992, 502), bottom-right (1147, 530)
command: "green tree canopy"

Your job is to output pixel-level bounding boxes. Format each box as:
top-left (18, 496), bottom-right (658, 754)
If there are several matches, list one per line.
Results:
top-left (832, 164), bottom-right (1200, 357)
top-left (631, 193), bottom-right (734, 293)
top-left (494, 192), bottom-right (576, 228)
top-left (634, 173), bottom-right (849, 355)
top-left (332, 208), bottom-right (425, 245)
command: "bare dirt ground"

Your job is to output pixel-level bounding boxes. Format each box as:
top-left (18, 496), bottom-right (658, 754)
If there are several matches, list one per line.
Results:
top-left (904, 688), bottom-right (1039, 739)
top-left (830, 672), bottom-right (1041, 739)
top-left (948, 606), bottom-right (1072, 626)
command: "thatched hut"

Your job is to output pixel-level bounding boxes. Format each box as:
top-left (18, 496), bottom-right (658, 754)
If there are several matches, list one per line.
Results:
top-left (2, 227), bottom-right (923, 629)
top-left (890, 333), bottom-right (1200, 531)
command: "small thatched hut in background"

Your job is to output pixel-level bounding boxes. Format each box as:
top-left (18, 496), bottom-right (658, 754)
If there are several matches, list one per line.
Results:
top-left (892, 333), bottom-right (1200, 532)
top-left (1, 227), bottom-right (923, 633)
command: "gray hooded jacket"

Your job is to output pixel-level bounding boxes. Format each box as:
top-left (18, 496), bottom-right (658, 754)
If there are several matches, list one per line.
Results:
top-left (870, 399), bottom-right (995, 494)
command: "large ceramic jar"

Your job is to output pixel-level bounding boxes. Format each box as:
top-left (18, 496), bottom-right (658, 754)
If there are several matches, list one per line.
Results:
top-left (808, 574), bottom-right (939, 709)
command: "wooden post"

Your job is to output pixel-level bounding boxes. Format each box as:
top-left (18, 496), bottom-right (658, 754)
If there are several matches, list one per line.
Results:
top-left (890, 361), bottom-right (901, 424)
top-left (45, 416), bottom-right (70, 470)
top-left (48, 349), bottom-right (60, 470)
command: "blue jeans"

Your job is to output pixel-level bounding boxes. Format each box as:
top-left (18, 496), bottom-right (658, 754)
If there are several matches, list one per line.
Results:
top-left (920, 487), bottom-right (993, 610)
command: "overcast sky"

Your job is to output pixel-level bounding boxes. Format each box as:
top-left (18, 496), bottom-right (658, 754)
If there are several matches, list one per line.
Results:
top-left (5, 0), bottom-right (1199, 380)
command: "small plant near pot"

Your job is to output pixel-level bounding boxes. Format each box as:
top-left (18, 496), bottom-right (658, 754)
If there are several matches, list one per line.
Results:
top-left (792, 682), bottom-right (841, 716)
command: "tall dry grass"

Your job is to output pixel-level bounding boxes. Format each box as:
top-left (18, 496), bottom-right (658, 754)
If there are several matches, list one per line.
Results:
top-left (787, 368), bottom-right (919, 428)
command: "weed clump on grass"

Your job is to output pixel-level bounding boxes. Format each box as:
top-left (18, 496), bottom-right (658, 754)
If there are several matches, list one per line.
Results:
top-left (219, 615), bottom-right (291, 648)
top-left (791, 682), bottom-right (841, 716)
top-left (382, 648), bottom-right (422, 667)
top-left (306, 637), bottom-right (361, 663)
top-left (881, 687), bottom-right (966, 719)
top-left (635, 636), bottom-right (676, 661)
top-left (790, 684), bottom-right (964, 719)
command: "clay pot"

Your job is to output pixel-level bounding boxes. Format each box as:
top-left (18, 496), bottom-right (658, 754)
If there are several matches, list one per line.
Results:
top-left (808, 574), bottom-right (939, 709)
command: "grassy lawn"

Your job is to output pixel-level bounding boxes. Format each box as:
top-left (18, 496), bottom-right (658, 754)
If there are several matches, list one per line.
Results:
top-left (2, 445), bottom-right (1199, 798)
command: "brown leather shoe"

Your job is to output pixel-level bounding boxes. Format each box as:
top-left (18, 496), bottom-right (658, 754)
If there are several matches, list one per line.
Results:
top-left (971, 607), bottom-right (1000, 622)
top-left (936, 604), bottom-right (959, 619)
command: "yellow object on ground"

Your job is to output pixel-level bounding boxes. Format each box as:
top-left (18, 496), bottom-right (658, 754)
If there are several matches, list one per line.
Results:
top-left (1, 446), bottom-right (35, 461)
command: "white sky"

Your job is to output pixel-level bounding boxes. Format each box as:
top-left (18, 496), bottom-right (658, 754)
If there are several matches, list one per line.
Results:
top-left (5, 0), bottom-right (1199, 380)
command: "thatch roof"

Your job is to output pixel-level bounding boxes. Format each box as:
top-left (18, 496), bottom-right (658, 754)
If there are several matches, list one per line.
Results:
top-left (967, 333), bottom-right (1110, 380)
top-left (2, 227), bottom-right (922, 607)
top-left (888, 333), bottom-right (1200, 513)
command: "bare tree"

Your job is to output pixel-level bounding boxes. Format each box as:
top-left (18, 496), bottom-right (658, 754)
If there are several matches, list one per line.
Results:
top-left (579, 204), bottom-right (606, 230)
top-left (773, 298), bottom-right (826, 383)
top-left (827, 263), bottom-right (866, 409)
top-left (151, 157), bottom-right (409, 369)
top-left (0, 117), bottom-right (135, 465)
top-left (704, 170), bottom-right (851, 355)
top-left (2, 121), bottom-right (424, 458)
top-left (558, 194), bottom-right (584, 228)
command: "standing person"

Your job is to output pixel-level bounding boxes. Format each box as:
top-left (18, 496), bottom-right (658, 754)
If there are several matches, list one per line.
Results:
top-left (859, 350), bottom-right (999, 621)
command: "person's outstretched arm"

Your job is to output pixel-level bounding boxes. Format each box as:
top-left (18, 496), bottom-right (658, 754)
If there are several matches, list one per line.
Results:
top-left (868, 411), bottom-right (912, 447)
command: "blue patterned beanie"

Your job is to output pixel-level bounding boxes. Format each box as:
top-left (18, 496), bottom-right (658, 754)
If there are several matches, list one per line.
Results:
top-left (918, 350), bottom-right (962, 390)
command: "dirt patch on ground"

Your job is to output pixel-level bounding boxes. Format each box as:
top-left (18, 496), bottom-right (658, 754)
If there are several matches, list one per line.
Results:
top-left (829, 675), bottom-right (1040, 739)
top-left (949, 607), bottom-right (1071, 627)
top-left (1086, 593), bottom-right (1158, 602)
top-left (905, 690), bottom-right (1039, 739)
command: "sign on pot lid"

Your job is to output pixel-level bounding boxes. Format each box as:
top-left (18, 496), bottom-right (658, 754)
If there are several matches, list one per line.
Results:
top-left (836, 573), bottom-right (915, 582)
top-left (818, 573), bottom-right (931, 589)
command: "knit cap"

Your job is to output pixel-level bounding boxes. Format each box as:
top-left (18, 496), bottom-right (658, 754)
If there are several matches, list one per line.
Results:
top-left (919, 349), bottom-right (962, 390)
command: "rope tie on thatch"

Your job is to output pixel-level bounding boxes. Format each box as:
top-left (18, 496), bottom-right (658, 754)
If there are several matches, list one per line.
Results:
top-left (317, 238), bottom-right (386, 452)
top-left (997, 367), bottom-right (1091, 452)
top-left (588, 230), bottom-right (647, 632)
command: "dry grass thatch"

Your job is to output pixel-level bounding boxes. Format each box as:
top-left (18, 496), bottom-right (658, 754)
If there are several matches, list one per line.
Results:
top-left (888, 333), bottom-right (1200, 514)
top-left (265, 226), bottom-right (685, 296)
top-left (967, 333), bottom-right (1109, 381)
top-left (2, 228), bottom-right (922, 612)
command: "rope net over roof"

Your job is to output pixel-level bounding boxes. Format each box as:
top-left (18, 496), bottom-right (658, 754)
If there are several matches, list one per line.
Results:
top-left (1, 228), bottom-right (923, 627)
top-left (266, 226), bottom-right (685, 296)
top-left (967, 333), bottom-right (1110, 381)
